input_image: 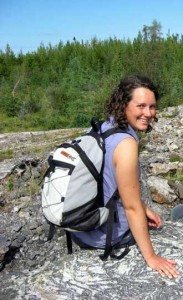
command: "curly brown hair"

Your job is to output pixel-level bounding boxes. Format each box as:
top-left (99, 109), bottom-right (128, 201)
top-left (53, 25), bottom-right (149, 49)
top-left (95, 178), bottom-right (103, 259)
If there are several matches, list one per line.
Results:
top-left (105, 74), bottom-right (159, 130)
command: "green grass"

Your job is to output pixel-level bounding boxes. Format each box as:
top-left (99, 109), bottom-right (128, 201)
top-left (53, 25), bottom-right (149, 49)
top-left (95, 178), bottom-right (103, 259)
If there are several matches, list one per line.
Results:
top-left (162, 170), bottom-right (183, 183)
top-left (0, 149), bottom-right (14, 161)
top-left (169, 155), bottom-right (183, 163)
top-left (5, 175), bottom-right (14, 191)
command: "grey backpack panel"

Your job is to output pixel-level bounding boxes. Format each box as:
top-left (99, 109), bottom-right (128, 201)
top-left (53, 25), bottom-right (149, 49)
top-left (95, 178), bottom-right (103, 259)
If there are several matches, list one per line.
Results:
top-left (41, 131), bottom-right (105, 230)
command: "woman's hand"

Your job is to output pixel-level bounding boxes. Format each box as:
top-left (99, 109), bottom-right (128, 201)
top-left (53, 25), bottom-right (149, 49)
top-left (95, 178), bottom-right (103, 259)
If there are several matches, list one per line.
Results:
top-left (144, 205), bottom-right (180, 278)
top-left (144, 204), bottom-right (162, 228)
top-left (146, 253), bottom-right (179, 279)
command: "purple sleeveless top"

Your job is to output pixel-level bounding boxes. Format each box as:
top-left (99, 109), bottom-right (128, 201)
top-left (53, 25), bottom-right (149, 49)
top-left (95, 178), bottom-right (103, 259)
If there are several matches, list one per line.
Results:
top-left (72, 119), bottom-right (139, 248)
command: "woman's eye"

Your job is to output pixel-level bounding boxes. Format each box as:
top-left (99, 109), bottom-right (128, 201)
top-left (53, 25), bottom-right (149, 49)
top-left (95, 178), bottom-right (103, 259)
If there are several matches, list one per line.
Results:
top-left (137, 104), bottom-right (156, 109)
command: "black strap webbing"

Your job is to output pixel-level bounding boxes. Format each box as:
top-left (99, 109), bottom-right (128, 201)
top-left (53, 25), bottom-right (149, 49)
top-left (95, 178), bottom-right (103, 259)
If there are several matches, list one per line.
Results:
top-left (99, 190), bottom-right (131, 260)
top-left (110, 245), bottom-right (131, 260)
top-left (47, 224), bottom-right (73, 255)
top-left (66, 231), bottom-right (73, 254)
top-left (102, 127), bottom-right (133, 140)
top-left (99, 190), bottom-right (119, 260)
top-left (47, 223), bottom-right (55, 241)
top-left (62, 142), bottom-right (100, 182)
top-left (43, 160), bottom-right (75, 179)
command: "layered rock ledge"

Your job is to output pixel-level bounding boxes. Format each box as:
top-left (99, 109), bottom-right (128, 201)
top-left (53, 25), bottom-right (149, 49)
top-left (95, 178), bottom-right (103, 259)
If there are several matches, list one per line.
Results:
top-left (0, 106), bottom-right (183, 300)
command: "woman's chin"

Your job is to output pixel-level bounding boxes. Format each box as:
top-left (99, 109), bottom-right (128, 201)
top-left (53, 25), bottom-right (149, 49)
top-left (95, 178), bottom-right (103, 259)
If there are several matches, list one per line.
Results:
top-left (134, 124), bottom-right (149, 131)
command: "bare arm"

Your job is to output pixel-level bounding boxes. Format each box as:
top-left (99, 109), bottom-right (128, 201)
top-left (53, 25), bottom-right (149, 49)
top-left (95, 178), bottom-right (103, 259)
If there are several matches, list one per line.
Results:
top-left (113, 138), bottom-right (179, 278)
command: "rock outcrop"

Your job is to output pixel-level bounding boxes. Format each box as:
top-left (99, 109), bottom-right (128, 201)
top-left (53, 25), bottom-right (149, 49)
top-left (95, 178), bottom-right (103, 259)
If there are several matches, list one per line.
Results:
top-left (0, 106), bottom-right (183, 300)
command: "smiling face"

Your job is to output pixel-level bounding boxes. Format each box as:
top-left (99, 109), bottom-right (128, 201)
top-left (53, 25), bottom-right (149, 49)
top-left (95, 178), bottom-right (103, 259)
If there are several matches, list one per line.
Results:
top-left (125, 87), bottom-right (157, 131)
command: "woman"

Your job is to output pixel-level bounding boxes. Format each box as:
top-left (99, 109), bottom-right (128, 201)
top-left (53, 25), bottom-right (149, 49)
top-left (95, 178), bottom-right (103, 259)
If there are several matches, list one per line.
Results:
top-left (72, 74), bottom-right (179, 278)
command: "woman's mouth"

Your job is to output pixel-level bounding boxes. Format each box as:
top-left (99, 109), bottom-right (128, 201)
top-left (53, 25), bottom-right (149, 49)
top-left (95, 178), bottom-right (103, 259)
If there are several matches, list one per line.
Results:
top-left (139, 118), bottom-right (149, 125)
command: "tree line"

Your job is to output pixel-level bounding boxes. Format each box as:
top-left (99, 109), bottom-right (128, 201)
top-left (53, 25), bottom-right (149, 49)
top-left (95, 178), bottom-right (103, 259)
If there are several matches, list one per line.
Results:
top-left (0, 20), bottom-right (183, 132)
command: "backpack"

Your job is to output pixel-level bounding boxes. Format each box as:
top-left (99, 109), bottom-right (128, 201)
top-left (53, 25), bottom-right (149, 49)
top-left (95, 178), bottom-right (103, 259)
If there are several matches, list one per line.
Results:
top-left (41, 118), bottom-right (131, 260)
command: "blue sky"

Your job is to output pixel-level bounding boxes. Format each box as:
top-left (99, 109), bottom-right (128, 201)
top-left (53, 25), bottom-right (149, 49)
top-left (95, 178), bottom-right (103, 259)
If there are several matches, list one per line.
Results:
top-left (1, 0), bottom-right (183, 54)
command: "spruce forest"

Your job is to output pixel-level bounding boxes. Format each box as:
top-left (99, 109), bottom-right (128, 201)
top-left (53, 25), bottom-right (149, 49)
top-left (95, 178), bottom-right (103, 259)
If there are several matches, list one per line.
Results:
top-left (0, 20), bottom-right (183, 132)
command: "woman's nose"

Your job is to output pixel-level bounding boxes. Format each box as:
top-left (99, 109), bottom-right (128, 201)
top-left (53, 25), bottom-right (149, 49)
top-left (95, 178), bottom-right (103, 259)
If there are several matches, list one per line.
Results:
top-left (144, 107), bottom-right (153, 117)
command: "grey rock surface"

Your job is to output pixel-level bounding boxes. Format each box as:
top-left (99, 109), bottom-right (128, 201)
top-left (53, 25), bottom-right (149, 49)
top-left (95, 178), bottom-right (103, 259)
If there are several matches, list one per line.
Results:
top-left (0, 106), bottom-right (183, 299)
top-left (0, 222), bottom-right (182, 300)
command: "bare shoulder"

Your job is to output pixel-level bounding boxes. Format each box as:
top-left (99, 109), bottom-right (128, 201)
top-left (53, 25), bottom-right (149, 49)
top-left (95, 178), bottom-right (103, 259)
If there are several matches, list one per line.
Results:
top-left (113, 137), bottom-right (138, 167)
top-left (114, 137), bottom-right (138, 156)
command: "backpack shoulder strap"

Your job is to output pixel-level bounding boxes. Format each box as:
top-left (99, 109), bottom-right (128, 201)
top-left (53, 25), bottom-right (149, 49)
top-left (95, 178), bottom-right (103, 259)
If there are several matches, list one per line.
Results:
top-left (90, 117), bottom-right (133, 140)
top-left (101, 127), bottom-right (133, 140)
